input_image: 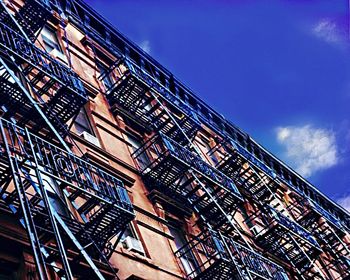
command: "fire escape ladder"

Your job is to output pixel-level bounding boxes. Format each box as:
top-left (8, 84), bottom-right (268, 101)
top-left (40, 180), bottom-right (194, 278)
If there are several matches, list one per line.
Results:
top-left (248, 205), bottom-right (324, 278)
top-left (132, 133), bottom-right (253, 249)
top-left (310, 219), bottom-right (349, 277)
top-left (294, 199), bottom-right (350, 279)
top-left (0, 0), bottom-right (31, 41)
top-left (188, 172), bottom-right (251, 248)
top-left (0, 0), bottom-right (51, 42)
top-left (11, 0), bottom-right (52, 42)
top-left (102, 57), bottom-right (201, 146)
top-left (0, 22), bottom-right (88, 142)
top-left (0, 122), bottom-right (74, 279)
top-left (0, 57), bottom-right (71, 151)
top-left (213, 139), bottom-right (278, 204)
top-left (175, 229), bottom-right (289, 280)
top-left (0, 119), bottom-right (135, 279)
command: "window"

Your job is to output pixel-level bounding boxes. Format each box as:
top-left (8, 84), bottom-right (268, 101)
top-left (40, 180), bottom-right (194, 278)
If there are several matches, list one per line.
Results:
top-left (28, 165), bottom-right (68, 217)
top-left (169, 226), bottom-right (198, 276)
top-left (121, 223), bottom-right (145, 255)
top-left (41, 26), bottom-right (63, 54)
top-left (197, 138), bottom-right (218, 165)
top-left (127, 134), bottom-right (143, 154)
top-left (97, 62), bottom-right (113, 90)
top-left (121, 223), bottom-right (139, 241)
top-left (126, 134), bottom-right (149, 169)
top-left (74, 108), bottom-right (94, 135)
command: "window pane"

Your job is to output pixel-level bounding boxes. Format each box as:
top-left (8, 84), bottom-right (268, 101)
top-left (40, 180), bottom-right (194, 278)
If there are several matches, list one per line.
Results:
top-left (169, 226), bottom-right (198, 276)
top-left (97, 62), bottom-right (113, 89)
top-left (74, 109), bottom-right (93, 135)
top-left (41, 26), bottom-right (62, 53)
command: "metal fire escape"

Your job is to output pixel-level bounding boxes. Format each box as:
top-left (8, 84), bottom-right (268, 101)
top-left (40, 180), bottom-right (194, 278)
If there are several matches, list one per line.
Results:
top-left (101, 57), bottom-right (201, 145)
top-left (103, 55), bottom-right (251, 239)
top-left (247, 205), bottom-right (323, 278)
top-left (0, 119), bottom-right (135, 279)
top-left (0, 0), bottom-right (136, 279)
top-left (61, 0), bottom-right (348, 279)
top-left (132, 133), bottom-right (243, 235)
top-left (295, 198), bottom-right (350, 279)
top-left (175, 229), bottom-right (289, 280)
top-left (103, 51), bottom-right (297, 279)
top-left (209, 137), bottom-right (325, 278)
top-left (0, 0), bottom-right (87, 140)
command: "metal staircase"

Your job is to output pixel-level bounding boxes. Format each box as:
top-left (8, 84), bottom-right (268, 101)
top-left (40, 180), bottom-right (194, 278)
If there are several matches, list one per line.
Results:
top-left (175, 229), bottom-right (289, 280)
top-left (296, 199), bottom-right (350, 279)
top-left (133, 132), bottom-right (244, 236)
top-left (0, 119), bottom-right (135, 279)
top-left (0, 0), bottom-right (51, 42)
top-left (0, 2), bottom-right (87, 139)
top-left (101, 57), bottom-right (201, 146)
top-left (246, 205), bottom-right (323, 279)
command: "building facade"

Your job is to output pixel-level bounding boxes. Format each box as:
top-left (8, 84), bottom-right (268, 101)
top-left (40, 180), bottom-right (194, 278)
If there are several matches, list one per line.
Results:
top-left (0, 0), bottom-right (349, 279)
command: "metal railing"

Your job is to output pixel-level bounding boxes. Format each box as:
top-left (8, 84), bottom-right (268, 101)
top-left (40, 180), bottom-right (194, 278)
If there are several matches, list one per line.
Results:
top-left (133, 133), bottom-right (242, 200)
top-left (0, 21), bottom-right (86, 97)
top-left (1, 118), bottom-right (133, 212)
top-left (267, 207), bottom-right (320, 248)
top-left (175, 230), bottom-right (289, 280)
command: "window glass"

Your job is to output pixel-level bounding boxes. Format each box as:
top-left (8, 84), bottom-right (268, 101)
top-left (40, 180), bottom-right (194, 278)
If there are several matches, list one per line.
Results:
top-left (97, 62), bottom-right (113, 90)
top-left (121, 223), bottom-right (146, 256)
top-left (127, 134), bottom-right (143, 153)
top-left (74, 109), bottom-right (94, 135)
top-left (169, 226), bottom-right (198, 276)
top-left (41, 26), bottom-right (63, 53)
top-left (121, 223), bottom-right (138, 240)
top-left (126, 134), bottom-right (149, 169)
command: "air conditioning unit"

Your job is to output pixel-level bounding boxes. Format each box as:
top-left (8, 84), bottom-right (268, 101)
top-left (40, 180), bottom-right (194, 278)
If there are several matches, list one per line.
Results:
top-left (123, 236), bottom-right (145, 255)
top-left (79, 131), bottom-right (101, 147)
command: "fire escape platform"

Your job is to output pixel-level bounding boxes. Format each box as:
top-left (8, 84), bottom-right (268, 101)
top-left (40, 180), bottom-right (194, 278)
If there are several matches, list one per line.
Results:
top-left (0, 21), bottom-right (87, 136)
top-left (105, 60), bottom-right (201, 144)
top-left (176, 229), bottom-right (289, 280)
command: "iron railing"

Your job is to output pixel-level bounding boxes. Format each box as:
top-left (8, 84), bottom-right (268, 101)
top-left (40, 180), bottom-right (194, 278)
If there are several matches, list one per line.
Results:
top-left (175, 230), bottom-right (289, 280)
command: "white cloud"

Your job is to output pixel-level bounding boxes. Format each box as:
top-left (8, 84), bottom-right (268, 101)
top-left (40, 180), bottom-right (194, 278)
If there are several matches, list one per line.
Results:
top-left (336, 195), bottom-right (350, 212)
top-left (276, 125), bottom-right (338, 177)
top-left (312, 19), bottom-right (342, 45)
top-left (140, 40), bottom-right (151, 54)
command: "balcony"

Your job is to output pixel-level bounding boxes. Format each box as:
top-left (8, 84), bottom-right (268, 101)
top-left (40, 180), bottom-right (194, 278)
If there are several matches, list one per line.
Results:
top-left (213, 138), bottom-right (279, 202)
top-left (0, 119), bottom-right (135, 278)
top-left (175, 230), bottom-right (289, 280)
top-left (133, 133), bottom-right (243, 232)
top-left (251, 206), bottom-right (322, 270)
top-left (0, 21), bottom-right (87, 136)
top-left (295, 199), bottom-right (350, 278)
top-left (300, 199), bottom-right (346, 234)
top-left (102, 58), bottom-right (201, 144)
top-left (0, 0), bottom-right (52, 42)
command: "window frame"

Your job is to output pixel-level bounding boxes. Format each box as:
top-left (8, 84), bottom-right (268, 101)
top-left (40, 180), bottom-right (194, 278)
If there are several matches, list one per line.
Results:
top-left (41, 25), bottom-right (63, 54)
top-left (73, 108), bottom-right (95, 136)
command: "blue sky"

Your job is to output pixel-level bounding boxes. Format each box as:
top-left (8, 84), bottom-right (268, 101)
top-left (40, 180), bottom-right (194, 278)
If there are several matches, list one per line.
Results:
top-left (86, 0), bottom-right (350, 210)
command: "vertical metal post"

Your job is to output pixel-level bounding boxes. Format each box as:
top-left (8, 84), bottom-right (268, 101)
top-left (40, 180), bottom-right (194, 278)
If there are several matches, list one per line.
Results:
top-left (0, 121), bottom-right (49, 280)
top-left (26, 128), bottom-right (74, 280)
top-left (0, 58), bottom-right (71, 153)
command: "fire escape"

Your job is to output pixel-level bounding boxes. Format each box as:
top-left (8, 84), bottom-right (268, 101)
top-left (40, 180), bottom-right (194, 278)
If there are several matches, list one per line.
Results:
top-left (208, 137), bottom-right (325, 278)
top-left (101, 58), bottom-right (201, 145)
top-left (103, 52), bottom-right (296, 279)
top-left (175, 229), bottom-right (289, 280)
top-left (0, 0), bottom-right (87, 139)
top-left (0, 0), bottom-right (135, 279)
top-left (295, 199), bottom-right (350, 279)
top-left (132, 133), bottom-right (243, 235)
